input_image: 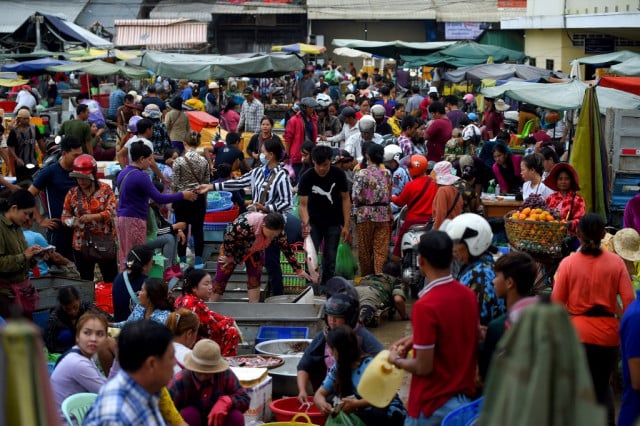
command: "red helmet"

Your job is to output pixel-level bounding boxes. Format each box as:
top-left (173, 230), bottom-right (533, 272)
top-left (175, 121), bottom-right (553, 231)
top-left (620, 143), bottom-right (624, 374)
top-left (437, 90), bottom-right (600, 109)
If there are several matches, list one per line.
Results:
top-left (408, 154), bottom-right (428, 178)
top-left (71, 154), bottom-right (97, 179)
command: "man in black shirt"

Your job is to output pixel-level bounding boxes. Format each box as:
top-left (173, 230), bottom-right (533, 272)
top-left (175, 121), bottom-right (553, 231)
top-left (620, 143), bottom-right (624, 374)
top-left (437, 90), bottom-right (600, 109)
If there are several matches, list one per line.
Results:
top-left (298, 145), bottom-right (351, 291)
top-left (213, 132), bottom-right (250, 178)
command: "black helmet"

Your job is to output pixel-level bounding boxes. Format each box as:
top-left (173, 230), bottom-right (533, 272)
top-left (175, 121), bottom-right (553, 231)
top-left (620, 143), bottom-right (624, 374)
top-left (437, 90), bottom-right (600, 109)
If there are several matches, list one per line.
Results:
top-left (324, 294), bottom-right (359, 328)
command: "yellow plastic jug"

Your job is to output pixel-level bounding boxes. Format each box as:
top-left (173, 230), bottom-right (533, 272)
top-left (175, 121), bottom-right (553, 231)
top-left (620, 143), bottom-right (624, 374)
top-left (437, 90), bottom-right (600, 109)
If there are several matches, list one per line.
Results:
top-left (357, 349), bottom-right (405, 408)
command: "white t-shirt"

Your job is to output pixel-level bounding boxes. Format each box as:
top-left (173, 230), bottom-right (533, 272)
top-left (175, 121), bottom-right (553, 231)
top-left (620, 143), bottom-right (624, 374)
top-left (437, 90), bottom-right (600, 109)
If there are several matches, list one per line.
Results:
top-left (523, 180), bottom-right (555, 201)
top-left (173, 341), bottom-right (192, 375)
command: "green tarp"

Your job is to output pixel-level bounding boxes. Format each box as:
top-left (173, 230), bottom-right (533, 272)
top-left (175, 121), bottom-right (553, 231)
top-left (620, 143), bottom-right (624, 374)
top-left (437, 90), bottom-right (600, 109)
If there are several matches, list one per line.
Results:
top-left (401, 40), bottom-right (526, 68)
top-left (610, 57), bottom-right (640, 76)
top-left (140, 51), bottom-right (304, 80)
top-left (331, 39), bottom-right (453, 59)
top-left (573, 50), bottom-right (640, 66)
top-left (480, 79), bottom-right (640, 113)
top-left (442, 63), bottom-right (558, 83)
top-left (46, 60), bottom-right (150, 79)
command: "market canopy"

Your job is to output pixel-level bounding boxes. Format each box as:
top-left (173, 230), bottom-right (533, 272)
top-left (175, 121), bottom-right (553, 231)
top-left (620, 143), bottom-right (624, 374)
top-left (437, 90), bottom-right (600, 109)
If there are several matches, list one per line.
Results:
top-left (331, 39), bottom-right (454, 59)
top-left (572, 50), bottom-right (640, 66)
top-left (401, 40), bottom-right (526, 68)
top-left (0, 72), bottom-right (28, 87)
top-left (272, 43), bottom-right (326, 55)
top-left (140, 51), bottom-right (305, 79)
top-left (598, 76), bottom-right (640, 96)
top-left (441, 63), bottom-right (560, 83)
top-left (65, 48), bottom-right (141, 62)
top-left (1, 58), bottom-right (73, 73)
top-left (46, 60), bottom-right (150, 79)
top-left (610, 57), bottom-right (640, 76)
top-left (480, 79), bottom-right (640, 113)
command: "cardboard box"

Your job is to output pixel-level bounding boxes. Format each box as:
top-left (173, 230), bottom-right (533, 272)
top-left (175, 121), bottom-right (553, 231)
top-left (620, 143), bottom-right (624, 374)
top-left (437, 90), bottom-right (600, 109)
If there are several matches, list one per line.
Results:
top-left (243, 375), bottom-right (272, 422)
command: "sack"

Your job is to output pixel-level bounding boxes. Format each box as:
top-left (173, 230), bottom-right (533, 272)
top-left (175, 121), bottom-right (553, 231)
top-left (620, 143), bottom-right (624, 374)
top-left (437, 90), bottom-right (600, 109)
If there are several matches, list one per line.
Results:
top-left (326, 411), bottom-right (366, 426)
top-left (561, 235), bottom-right (580, 257)
top-left (335, 241), bottom-right (358, 280)
top-left (83, 232), bottom-right (116, 262)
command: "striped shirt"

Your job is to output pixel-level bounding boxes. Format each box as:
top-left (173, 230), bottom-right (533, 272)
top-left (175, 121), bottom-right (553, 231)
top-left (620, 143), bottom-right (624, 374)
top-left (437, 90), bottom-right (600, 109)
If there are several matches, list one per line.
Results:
top-left (83, 370), bottom-right (166, 426)
top-left (212, 165), bottom-right (293, 214)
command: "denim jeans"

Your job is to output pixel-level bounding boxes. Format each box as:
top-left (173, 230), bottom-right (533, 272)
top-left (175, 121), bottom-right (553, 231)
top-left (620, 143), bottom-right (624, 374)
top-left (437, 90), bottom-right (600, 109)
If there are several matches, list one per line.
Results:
top-left (265, 213), bottom-right (302, 296)
top-left (404, 394), bottom-right (471, 426)
top-left (310, 223), bottom-right (341, 288)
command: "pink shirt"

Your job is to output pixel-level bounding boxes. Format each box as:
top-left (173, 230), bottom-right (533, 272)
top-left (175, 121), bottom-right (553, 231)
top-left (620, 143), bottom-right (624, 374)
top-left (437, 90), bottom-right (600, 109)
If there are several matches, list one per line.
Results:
top-left (246, 212), bottom-right (273, 254)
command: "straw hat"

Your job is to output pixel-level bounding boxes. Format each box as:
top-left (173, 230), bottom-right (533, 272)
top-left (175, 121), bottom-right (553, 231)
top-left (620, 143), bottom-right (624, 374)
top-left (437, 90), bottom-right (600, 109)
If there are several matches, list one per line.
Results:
top-left (612, 228), bottom-right (640, 262)
top-left (183, 339), bottom-right (229, 374)
top-left (495, 99), bottom-right (511, 112)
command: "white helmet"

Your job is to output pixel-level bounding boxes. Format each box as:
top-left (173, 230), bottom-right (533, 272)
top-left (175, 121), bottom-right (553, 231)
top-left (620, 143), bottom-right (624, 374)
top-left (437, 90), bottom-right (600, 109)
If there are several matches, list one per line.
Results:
top-left (358, 114), bottom-right (376, 132)
top-left (383, 144), bottom-right (402, 163)
top-left (371, 104), bottom-right (386, 118)
top-left (316, 93), bottom-right (332, 109)
top-left (442, 213), bottom-right (493, 257)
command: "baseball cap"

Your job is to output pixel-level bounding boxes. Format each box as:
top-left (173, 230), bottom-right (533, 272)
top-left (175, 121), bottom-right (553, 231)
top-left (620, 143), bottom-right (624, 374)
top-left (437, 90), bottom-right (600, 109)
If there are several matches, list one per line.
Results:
top-left (243, 87), bottom-right (254, 95)
top-left (346, 94), bottom-right (356, 102)
top-left (339, 106), bottom-right (356, 119)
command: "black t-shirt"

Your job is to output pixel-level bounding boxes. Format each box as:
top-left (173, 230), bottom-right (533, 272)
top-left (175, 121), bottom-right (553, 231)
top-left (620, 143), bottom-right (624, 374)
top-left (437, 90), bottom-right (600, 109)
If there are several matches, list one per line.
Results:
top-left (214, 145), bottom-right (245, 168)
top-left (298, 165), bottom-right (348, 227)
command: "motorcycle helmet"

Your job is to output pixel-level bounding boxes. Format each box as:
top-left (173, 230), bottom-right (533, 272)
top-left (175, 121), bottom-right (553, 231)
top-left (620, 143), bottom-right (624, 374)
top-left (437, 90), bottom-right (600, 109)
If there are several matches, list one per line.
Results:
top-left (383, 144), bottom-right (403, 163)
top-left (407, 154), bottom-right (428, 178)
top-left (463, 93), bottom-right (475, 104)
top-left (324, 293), bottom-right (359, 328)
top-left (316, 93), bottom-right (332, 109)
top-left (371, 104), bottom-right (386, 118)
top-left (357, 79), bottom-right (368, 90)
top-left (69, 154), bottom-right (97, 180)
top-left (300, 97), bottom-right (318, 109)
top-left (442, 213), bottom-right (493, 257)
top-left (358, 115), bottom-right (376, 133)
top-left (128, 115), bottom-right (142, 133)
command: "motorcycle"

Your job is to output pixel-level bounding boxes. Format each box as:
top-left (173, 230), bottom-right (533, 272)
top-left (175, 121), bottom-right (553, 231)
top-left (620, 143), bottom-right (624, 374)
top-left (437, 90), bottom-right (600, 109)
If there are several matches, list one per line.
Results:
top-left (394, 205), bottom-right (427, 298)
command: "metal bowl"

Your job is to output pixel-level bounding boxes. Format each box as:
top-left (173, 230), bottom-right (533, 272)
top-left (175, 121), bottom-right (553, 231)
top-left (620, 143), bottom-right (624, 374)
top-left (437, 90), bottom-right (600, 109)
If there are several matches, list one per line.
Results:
top-left (267, 355), bottom-right (305, 398)
top-left (255, 339), bottom-right (312, 356)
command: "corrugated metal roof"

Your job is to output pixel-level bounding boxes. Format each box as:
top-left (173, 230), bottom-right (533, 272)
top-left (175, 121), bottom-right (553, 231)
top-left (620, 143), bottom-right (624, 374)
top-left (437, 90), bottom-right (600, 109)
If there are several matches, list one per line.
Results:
top-left (0, 0), bottom-right (89, 33)
top-left (75, 0), bottom-right (144, 34)
top-left (213, 2), bottom-right (306, 14)
top-left (150, 1), bottom-right (213, 22)
top-left (307, 0), bottom-right (436, 20)
top-left (115, 19), bottom-right (208, 49)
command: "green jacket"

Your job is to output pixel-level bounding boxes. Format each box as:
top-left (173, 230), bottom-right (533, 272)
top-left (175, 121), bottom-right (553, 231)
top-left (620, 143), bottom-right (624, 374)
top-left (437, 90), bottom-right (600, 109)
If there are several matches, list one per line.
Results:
top-left (479, 303), bottom-right (606, 426)
top-left (0, 215), bottom-right (30, 284)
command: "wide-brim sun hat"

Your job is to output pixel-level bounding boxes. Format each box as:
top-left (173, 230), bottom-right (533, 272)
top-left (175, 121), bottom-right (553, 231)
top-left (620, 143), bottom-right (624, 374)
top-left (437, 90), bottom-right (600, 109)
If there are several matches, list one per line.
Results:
top-left (495, 99), bottom-right (511, 112)
top-left (183, 339), bottom-right (229, 374)
top-left (544, 162), bottom-right (581, 192)
top-left (612, 228), bottom-right (640, 262)
top-left (433, 161), bottom-right (459, 185)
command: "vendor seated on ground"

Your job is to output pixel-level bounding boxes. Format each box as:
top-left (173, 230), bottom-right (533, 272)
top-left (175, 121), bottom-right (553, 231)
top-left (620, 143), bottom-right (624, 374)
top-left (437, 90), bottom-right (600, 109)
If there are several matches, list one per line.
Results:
top-left (356, 261), bottom-right (409, 327)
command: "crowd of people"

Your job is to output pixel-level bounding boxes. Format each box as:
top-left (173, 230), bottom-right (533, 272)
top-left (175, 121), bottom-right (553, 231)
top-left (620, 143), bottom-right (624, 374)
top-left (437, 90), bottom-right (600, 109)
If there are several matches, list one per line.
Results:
top-left (1, 65), bottom-right (640, 426)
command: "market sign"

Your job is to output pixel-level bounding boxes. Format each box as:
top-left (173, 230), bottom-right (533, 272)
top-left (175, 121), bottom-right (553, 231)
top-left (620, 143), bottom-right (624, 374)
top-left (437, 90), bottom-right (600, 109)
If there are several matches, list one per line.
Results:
top-left (498, 0), bottom-right (527, 9)
top-left (445, 23), bottom-right (485, 41)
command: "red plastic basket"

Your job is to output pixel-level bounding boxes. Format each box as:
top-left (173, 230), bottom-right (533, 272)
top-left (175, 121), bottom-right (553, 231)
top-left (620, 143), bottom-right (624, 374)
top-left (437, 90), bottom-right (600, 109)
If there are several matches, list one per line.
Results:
top-left (205, 204), bottom-right (239, 223)
top-left (270, 397), bottom-right (326, 425)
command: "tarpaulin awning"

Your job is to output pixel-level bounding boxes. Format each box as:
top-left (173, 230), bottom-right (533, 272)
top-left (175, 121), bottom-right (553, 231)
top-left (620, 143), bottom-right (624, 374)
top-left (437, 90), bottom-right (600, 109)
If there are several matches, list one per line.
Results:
top-left (0, 72), bottom-right (28, 87)
top-left (480, 79), bottom-right (640, 113)
top-left (272, 43), bottom-right (326, 55)
top-left (610, 57), bottom-right (640, 77)
top-left (114, 19), bottom-right (208, 49)
top-left (441, 63), bottom-right (559, 83)
top-left (401, 40), bottom-right (526, 67)
top-left (140, 51), bottom-right (304, 79)
top-left (65, 48), bottom-right (140, 62)
top-left (41, 13), bottom-right (113, 49)
top-left (1, 58), bottom-right (73, 73)
top-left (331, 39), bottom-right (454, 59)
top-left (572, 50), bottom-right (640, 66)
top-left (46, 60), bottom-right (150, 79)
top-left (598, 76), bottom-right (640, 96)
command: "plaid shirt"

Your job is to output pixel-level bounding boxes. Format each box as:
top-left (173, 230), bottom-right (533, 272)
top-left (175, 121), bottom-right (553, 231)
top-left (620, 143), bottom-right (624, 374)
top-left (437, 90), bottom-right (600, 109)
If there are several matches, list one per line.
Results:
top-left (238, 99), bottom-right (264, 133)
top-left (61, 182), bottom-right (116, 252)
top-left (168, 369), bottom-right (250, 417)
top-left (83, 370), bottom-right (166, 426)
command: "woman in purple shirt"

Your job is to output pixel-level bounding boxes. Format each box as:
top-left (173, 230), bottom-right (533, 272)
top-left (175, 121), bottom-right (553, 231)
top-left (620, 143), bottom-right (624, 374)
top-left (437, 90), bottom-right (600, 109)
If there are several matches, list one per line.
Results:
top-left (51, 311), bottom-right (108, 425)
top-left (115, 141), bottom-right (197, 271)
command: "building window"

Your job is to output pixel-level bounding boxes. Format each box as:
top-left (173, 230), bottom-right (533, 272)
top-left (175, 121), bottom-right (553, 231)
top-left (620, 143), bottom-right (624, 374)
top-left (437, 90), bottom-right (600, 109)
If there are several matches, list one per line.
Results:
top-left (529, 57), bottom-right (536, 67)
top-left (546, 59), bottom-right (554, 70)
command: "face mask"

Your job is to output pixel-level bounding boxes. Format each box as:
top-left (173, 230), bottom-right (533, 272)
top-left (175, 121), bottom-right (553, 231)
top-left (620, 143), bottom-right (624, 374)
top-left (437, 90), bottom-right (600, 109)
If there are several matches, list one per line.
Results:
top-left (293, 104), bottom-right (300, 112)
top-left (259, 153), bottom-right (268, 165)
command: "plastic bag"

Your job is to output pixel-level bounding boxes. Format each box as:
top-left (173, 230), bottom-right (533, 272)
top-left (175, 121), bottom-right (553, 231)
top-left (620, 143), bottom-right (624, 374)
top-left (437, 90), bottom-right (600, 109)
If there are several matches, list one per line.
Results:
top-left (335, 241), bottom-right (358, 279)
top-left (326, 411), bottom-right (366, 426)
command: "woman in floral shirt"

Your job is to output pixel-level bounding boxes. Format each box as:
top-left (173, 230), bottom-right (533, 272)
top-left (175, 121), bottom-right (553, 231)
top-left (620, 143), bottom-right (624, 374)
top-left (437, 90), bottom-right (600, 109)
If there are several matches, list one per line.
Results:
top-left (352, 144), bottom-right (392, 276)
top-left (175, 267), bottom-right (240, 356)
top-left (210, 211), bottom-right (312, 303)
top-left (61, 154), bottom-right (117, 283)
top-left (544, 163), bottom-right (585, 234)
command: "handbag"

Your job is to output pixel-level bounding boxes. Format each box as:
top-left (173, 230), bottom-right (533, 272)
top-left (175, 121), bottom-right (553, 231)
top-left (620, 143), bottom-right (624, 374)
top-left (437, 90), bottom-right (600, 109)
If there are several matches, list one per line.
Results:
top-left (77, 187), bottom-right (116, 262)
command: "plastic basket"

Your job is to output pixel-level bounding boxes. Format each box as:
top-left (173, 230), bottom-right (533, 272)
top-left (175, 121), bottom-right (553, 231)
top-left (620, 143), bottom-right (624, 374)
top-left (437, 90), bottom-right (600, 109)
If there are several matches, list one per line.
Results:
top-left (504, 211), bottom-right (567, 257)
top-left (203, 222), bottom-right (229, 231)
top-left (441, 397), bottom-right (483, 426)
top-left (269, 399), bottom-right (325, 425)
top-left (256, 326), bottom-right (310, 345)
top-left (280, 251), bottom-right (321, 275)
top-left (207, 191), bottom-right (233, 211)
top-left (205, 204), bottom-right (239, 223)
top-left (283, 275), bottom-right (308, 295)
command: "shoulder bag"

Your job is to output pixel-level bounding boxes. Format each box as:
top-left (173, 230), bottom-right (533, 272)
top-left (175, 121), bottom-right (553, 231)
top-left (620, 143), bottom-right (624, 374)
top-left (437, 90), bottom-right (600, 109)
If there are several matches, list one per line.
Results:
top-left (77, 187), bottom-right (116, 262)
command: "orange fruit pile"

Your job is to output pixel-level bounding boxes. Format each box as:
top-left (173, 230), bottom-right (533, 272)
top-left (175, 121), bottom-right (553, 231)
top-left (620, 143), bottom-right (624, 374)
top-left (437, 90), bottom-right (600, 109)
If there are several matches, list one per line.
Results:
top-left (511, 207), bottom-right (560, 222)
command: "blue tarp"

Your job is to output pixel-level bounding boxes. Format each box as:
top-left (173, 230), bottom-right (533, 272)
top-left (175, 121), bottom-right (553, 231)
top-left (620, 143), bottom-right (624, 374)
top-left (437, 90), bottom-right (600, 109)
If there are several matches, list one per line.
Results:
top-left (1, 58), bottom-right (72, 73)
